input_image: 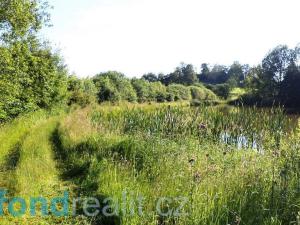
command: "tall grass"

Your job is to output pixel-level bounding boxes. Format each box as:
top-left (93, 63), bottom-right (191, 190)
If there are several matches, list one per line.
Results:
top-left (0, 110), bottom-right (51, 194)
top-left (53, 104), bottom-right (300, 224)
top-left (0, 111), bottom-right (91, 224)
top-left (91, 105), bottom-right (292, 151)
top-left (0, 110), bottom-right (48, 165)
top-left (1, 104), bottom-right (299, 224)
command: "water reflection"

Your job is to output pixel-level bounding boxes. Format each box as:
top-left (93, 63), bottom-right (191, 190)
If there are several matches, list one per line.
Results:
top-left (220, 132), bottom-right (263, 153)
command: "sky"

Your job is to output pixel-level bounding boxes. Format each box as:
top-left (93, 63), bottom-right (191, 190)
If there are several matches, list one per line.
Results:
top-left (42, 0), bottom-right (300, 77)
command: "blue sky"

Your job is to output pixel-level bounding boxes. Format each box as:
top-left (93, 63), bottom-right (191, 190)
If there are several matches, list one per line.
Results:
top-left (43, 0), bottom-right (300, 77)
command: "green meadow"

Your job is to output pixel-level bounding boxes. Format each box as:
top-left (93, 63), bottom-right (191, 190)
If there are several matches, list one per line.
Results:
top-left (1, 1), bottom-right (300, 224)
top-left (0, 103), bottom-right (299, 225)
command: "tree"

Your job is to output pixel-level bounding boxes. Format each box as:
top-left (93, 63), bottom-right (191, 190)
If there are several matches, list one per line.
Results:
top-left (0, 0), bottom-right (50, 42)
top-left (243, 44), bottom-right (300, 106)
top-left (249, 45), bottom-right (299, 101)
top-left (142, 73), bottom-right (158, 82)
top-left (199, 63), bottom-right (210, 82)
top-left (262, 45), bottom-right (297, 84)
top-left (227, 61), bottom-right (245, 87)
top-left (181, 64), bottom-right (197, 85)
top-left (93, 71), bottom-right (137, 102)
top-left (199, 64), bottom-right (228, 84)
top-left (0, 1), bottom-right (68, 121)
top-left (161, 68), bottom-right (182, 85)
top-left (166, 84), bottom-right (191, 101)
top-left (67, 76), bottom-right (96, 107)
top-left (279, 62), bottom-right (300, 107)
top-left (160, 63), bottom-right (197, 86)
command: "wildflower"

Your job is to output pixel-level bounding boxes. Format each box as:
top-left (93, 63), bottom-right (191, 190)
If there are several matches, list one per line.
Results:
top-left (193, 171), bottom-right (201, 183)
top-left (205, 153), bottom-right (209, 158)
top-left (199, 123), bottom-right (207, 130)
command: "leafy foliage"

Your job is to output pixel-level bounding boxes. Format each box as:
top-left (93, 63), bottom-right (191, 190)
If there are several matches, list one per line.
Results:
top-left (166, 84), bottom-right (191, 101)
top-left (190, 85), bottom-right (218, 101)
top-left (207, 83), bottom-right (231, 99)
top-left (242, 45), bottom-right (300, 107)
top-left (67, 76), bottom-right (97, 107)
top-left (0, 0), bottom-right (50, 41)
top-left (0, 39), bottom-right (67, 121)
top-left (0, 0), bottom-right (67, 122)
top-left (93, 71), bottom-right (137, 103)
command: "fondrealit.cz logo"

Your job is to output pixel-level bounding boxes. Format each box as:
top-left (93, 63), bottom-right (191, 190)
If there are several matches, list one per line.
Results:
top-left (0, 189), bottom-right (189, 218)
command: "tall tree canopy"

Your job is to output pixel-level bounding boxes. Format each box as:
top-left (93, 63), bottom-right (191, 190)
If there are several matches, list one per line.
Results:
top-left (244, 45), bottom-right (300, 106)
top-left (0, 0), bottom-right (50, 41)
top-left (262, 45), bottom-right (297, 84)
top-left (0, 0), bottom-right (67, 121)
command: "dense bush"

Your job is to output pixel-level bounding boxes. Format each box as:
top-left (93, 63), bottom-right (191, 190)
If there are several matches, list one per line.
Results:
top-left (93, 71), bottom-right (137, 103)
top-left (166, 84), bottom-right (191, 101)
top-left (95, 76), bottom-right (218, 104)
top-left (131, 79), bottom-right (170, 103)
top-left (0, 41), bottom-right (68, 121)
top-left (131, 79), bottom-right (152, 102)
top-left (189, 85), bottom-right (218, 101)
top-left (0, 0), bottom-right (67, 122)
top-left (206, 83), bottom-right (231, 99)
top-left (149, 82), bottom-right (167, 102)
top-left (67, 76), bottom-right (97, 107)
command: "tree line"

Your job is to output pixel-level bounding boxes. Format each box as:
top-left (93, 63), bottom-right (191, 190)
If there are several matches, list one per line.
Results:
top-left (1, 0), bottom-right (300, 122)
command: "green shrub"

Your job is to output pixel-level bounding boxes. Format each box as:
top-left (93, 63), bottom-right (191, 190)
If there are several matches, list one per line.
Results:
top-left (190, 86), bottom-right (206, 99)
top-left (131, 79), bottom-right (151, 103)
top-left (0, 42), bottom-right (68, 121)
top-left (207, 83), bottom-right (231, 99)
top-left (166, 84), bottom-right (191, 101)
top-left (93, 71), bottom-right (137, 103)
top-left (67, 76), bottom-right (97, 107)
top-left (190, 86), bottom-right (218, 101)
top-left (149, 82), bottom-right (167, 102)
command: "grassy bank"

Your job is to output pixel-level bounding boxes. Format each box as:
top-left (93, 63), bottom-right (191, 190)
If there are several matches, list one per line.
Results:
top-left (0, 104), bottom-right (300, 224)
top-left (54, 104), bottom-right (300, 224)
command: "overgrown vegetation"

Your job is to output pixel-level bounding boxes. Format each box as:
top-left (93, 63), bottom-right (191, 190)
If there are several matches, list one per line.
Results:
top-left (0, 0), bottom-right (68, 122)
top-left (58, 105), bottom-right (300, 224)
top-left (2, 104), bottom-right (299, 224)
top-left (1, 1), bottom-right (300, 225)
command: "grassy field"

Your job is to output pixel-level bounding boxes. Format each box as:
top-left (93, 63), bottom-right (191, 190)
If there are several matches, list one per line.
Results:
top-left (0, 103), bottom-right (300, 225)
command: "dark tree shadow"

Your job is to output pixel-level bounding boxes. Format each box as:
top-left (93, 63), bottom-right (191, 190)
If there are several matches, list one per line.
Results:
top-left (51, 128), bottom-right (121, 225)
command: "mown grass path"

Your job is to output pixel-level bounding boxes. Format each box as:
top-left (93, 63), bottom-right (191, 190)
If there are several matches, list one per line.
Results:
top-left (0, 114), bottom-right (91, 224)
top-left (0, 111), bottom-right (48, 190)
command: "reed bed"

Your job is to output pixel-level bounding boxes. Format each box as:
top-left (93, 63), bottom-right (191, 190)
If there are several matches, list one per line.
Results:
top-left (1, 104), bottom-right (299, 224)
top-left (56, 104), bottom-right (300, 224)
